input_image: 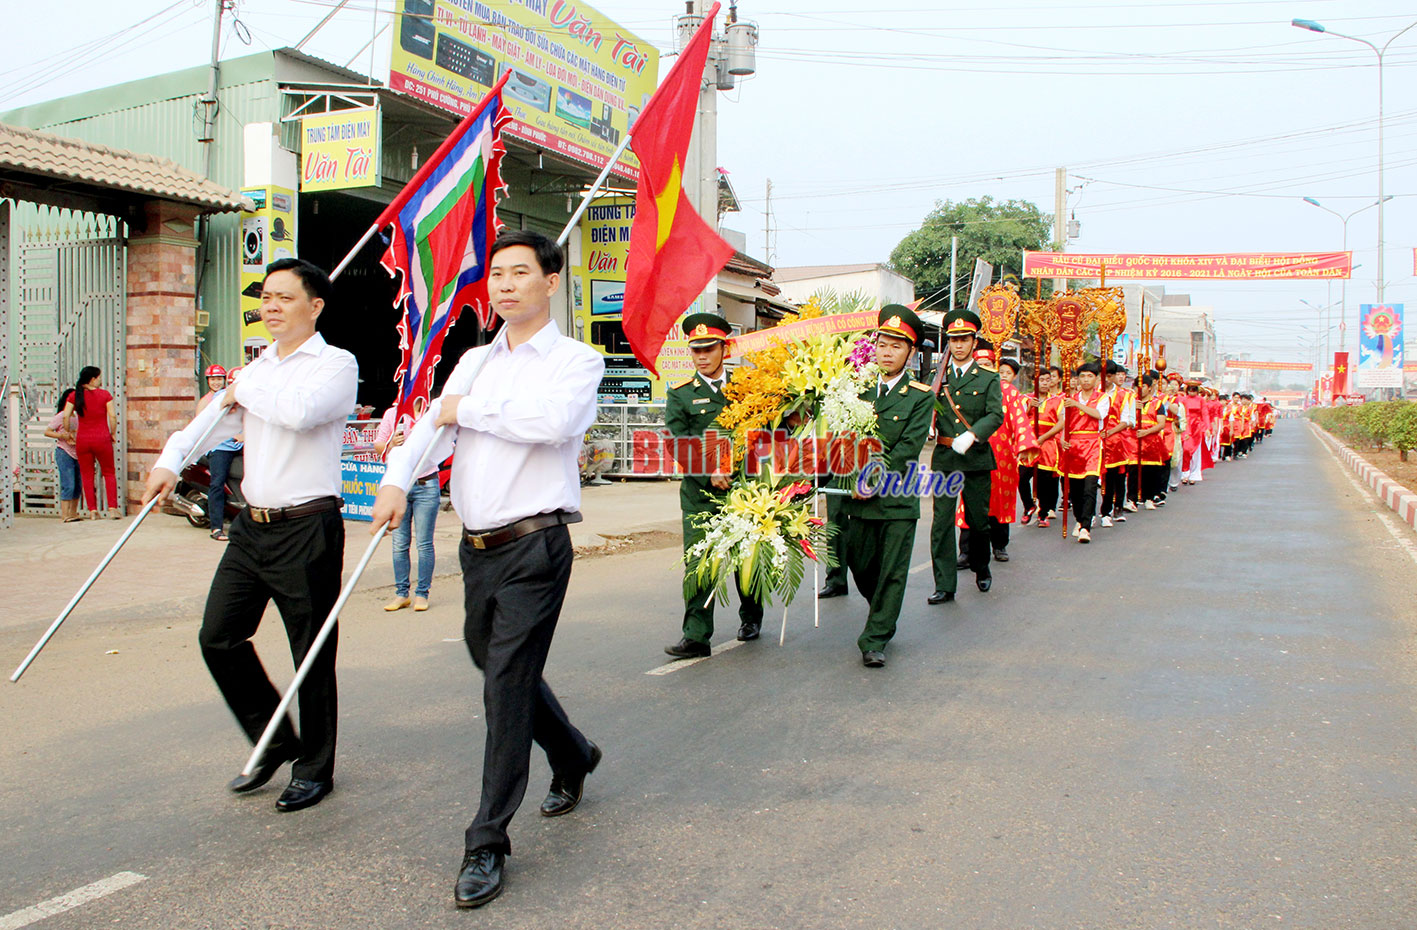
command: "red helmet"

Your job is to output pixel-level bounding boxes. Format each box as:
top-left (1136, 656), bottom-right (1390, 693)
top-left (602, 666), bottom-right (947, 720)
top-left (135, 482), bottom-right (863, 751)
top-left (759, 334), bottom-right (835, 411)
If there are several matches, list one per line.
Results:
top-left (205, 364), bottom-right (227, 379)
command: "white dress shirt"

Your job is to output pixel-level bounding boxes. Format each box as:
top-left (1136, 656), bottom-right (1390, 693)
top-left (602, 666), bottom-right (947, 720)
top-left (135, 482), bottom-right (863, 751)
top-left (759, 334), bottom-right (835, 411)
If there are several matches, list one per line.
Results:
top-left (698, 371), bottom-right (724, 393)
top-left (382, 319), bottom-right (604, 530)
top-left (156, 333), bottom-right (359, 508)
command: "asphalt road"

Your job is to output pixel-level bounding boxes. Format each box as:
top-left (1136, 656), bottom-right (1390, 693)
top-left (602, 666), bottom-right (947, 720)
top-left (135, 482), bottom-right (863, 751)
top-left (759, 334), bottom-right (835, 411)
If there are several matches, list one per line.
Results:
top-left (3, 422), bottom-right (1416, 929)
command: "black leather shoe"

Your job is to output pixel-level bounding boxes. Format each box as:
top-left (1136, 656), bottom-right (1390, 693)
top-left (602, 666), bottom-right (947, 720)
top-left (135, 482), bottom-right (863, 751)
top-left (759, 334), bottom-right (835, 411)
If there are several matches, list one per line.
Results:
top-left (455, 848), bottom-right (505, 909)
top-left (663, 638), bottom-right (710, 659)
top-left (540, 742), bottom-right (602, 817)
top-left (993, 548), bottom-right (1009, 562)
top-left (736, 622), bottom-right (761, 641)
top-left (862, 650), bottom-right (886, 668)
top-left (227, 746), bottom-right (295, 794)
top-left (275, 777), bottom-right (332, 812)
top-left (976, 576), bottom-right (992, 593)
top-left (817, 584), bottom-right (847, 598)
top-left (926, 590), bottom-right (955, 605)
top-left (956, 557), bottom-right (970, 570)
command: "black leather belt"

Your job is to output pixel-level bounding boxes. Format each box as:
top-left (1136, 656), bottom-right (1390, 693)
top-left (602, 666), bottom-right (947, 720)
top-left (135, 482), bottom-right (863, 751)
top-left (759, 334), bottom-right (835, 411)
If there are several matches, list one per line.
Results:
top-left (415, 473), bottom-right (439, 485)
top-left (247, 496), bottom-right (342, 524)
top-left (463, 510), bottom-right (582, 550)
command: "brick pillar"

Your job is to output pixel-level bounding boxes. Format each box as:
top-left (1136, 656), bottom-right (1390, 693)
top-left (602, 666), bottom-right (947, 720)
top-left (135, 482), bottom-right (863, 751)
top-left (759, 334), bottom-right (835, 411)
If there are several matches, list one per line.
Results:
top-left (125, 200), bottom-right (201, 512)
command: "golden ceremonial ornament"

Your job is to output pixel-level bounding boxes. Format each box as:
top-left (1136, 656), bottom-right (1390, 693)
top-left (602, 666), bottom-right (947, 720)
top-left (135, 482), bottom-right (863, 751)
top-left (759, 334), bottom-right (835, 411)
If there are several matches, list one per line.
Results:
top-left (976, 282), bottom-right (1022, 348)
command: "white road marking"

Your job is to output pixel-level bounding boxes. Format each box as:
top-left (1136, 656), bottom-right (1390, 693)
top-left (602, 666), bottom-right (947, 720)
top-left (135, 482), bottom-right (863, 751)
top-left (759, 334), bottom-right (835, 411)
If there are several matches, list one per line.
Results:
top-left (1313, 426), bottom-right (1417, 567)
top-left (645, 638), bottom-right (746, 676)
top-left (0, 872), bottom-right (147, 930)
top-left (909, 559), bottom-right (930, 574)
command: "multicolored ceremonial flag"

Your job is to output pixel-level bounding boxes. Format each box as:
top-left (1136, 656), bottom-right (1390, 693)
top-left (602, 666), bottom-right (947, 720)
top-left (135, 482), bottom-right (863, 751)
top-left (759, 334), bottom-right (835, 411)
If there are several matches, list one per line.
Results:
top-left (378, 72), bottom-right (511, 430)
top-left (621, 2), bottom-right (734, 375)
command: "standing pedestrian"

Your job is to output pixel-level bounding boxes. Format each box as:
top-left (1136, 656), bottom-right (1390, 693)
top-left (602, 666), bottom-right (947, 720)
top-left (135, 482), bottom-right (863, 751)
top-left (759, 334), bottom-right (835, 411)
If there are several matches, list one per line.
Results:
top-left (142, 258), bottom-right (358, 813)
top-left (376, 396), bottom-right (438, 612)
top-left (63, 366), bottom-right (120, 518)
top-left (43, 389), bottom-right (81, 523)
top-left (197, 365), bottom-right (243, 541)
top-left (372, 230), bottom-right (603, 909)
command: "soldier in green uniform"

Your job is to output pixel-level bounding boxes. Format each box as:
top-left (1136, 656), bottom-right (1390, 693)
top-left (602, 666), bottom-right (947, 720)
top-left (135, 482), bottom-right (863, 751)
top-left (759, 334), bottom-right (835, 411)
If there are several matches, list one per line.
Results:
top-left (927, 308), bottom-right (1004, 603)
top-left (840, 306), bottom-right (935, 669)
top-left (663, 313), bottom-right (764, 660)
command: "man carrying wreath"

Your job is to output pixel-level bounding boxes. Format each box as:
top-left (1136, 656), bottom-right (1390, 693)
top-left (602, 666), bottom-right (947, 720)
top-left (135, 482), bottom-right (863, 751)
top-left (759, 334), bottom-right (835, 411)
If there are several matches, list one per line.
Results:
top-left (842, 305), bottom-right (935, 669)
top-left (663, 312), bottom-right (766, 659)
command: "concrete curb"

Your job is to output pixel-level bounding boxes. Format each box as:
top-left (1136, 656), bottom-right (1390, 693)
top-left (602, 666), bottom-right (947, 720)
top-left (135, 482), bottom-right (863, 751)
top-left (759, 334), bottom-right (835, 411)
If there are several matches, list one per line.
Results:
top-left (1310, 422), bottom-right (1417, 532)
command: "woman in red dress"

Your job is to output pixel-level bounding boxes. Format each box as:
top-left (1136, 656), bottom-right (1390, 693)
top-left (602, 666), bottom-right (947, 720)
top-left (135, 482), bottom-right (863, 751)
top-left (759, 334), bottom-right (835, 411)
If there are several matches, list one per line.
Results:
top-left (62, 365), bottom-right (120, 519)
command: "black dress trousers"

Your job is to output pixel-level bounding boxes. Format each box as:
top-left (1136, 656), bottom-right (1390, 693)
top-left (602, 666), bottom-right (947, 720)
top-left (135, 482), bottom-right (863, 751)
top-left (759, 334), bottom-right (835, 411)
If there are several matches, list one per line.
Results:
top-left (199, 507), bottom-right (344, 782)
top-left (461, 524), bottom-right (594, 856)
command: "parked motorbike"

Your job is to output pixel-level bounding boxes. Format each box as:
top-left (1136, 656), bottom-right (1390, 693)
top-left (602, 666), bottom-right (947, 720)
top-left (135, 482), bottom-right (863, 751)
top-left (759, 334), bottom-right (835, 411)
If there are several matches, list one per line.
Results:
top-left (170, 454), bottom-right (246, 528)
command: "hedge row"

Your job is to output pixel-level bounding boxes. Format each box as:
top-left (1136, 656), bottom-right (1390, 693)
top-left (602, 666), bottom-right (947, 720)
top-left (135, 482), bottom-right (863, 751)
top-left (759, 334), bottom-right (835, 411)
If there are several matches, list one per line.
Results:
top-left (1308, 401), bottom-right (1417, 460)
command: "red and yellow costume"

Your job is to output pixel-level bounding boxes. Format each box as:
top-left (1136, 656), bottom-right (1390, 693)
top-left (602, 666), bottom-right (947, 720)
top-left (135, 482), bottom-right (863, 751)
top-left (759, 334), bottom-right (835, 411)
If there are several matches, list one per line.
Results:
top-left (1034, 392), bottom-right (1064, 474)
top-left (1102, 385), bottom-right (1138, 469)
top-left (1062, 389), bottom-right (1107, 479)
top-left (1138, 395), bottom-right (1168, 466)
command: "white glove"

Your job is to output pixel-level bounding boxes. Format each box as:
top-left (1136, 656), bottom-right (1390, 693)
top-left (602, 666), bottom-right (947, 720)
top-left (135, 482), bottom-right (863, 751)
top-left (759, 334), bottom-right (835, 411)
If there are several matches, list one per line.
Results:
top-left (950, 431), bottom-right (976, 455)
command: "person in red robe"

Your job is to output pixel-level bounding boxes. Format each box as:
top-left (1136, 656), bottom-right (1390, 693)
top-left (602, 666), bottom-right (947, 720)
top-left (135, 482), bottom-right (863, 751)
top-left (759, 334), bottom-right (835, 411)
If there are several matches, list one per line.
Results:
top-left (1179, 381), bottom-right (1209, 484)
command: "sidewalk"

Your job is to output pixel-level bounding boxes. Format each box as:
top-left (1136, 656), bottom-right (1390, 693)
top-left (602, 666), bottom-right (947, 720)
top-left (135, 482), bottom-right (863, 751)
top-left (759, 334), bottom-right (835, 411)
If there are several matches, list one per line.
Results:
top-left (1310, 423), bottom-right (1417, 532)
top-left (0, 479), bottom-right (682, 635)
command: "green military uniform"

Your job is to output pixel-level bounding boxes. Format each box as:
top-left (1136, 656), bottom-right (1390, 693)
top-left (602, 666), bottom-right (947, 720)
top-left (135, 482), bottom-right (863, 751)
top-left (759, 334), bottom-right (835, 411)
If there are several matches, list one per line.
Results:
top-left (929, 310), bottom-right (1004, 594)
top-left (840, 307), bottom-right (935, 659)
top-left (819, 492), bottom-right (850, 594)
top-left (666, 316), bottom-right (763, 648)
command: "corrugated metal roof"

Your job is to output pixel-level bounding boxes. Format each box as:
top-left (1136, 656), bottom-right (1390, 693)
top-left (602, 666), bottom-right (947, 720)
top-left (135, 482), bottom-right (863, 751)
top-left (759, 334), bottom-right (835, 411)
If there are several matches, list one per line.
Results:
top-left (0, 120), bottom-right (251, 212)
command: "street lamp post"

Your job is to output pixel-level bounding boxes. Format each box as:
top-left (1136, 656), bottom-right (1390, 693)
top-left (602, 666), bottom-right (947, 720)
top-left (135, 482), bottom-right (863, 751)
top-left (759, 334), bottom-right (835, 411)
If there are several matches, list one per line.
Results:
top-left (1301, 198), bottom-right (1386, 365)
top-left (1293, 17), bottom-right (1417, 308)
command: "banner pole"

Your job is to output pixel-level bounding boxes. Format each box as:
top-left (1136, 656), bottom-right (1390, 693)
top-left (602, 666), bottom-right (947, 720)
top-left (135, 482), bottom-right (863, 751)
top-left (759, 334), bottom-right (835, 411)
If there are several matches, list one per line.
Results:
top-left (240, 422), bottom-right (453, 776)
top-left (329, 224), bottom-right (380, 282)
top-left (11, 408), bottom-right (230, 681)
top-left (556, 133), bottom-right (636, 248)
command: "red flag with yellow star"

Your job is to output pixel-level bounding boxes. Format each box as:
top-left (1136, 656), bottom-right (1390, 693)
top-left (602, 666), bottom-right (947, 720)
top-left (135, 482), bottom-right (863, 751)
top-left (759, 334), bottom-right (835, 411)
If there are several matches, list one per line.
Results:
top-left (622, 2), bottom-right (734, 375)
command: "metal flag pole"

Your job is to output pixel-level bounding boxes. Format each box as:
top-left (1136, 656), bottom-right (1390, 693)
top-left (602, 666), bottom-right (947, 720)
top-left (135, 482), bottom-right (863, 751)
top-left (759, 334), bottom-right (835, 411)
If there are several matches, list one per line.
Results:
top-left (11, 405), bottom-right (231, 681)
top-left (240, 421), bottom-right (453, 776)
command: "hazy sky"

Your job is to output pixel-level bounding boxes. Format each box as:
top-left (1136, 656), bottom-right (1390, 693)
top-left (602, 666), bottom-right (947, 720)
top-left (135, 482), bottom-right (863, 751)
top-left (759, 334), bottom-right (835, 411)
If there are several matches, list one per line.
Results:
top-left (4, 0), bottom-right (1414, 365)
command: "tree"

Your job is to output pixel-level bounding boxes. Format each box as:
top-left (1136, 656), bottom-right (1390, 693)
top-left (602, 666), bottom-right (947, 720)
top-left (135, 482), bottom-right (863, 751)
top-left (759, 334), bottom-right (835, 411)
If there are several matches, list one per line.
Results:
top-left (888, 196), bottom-right (1055, 312)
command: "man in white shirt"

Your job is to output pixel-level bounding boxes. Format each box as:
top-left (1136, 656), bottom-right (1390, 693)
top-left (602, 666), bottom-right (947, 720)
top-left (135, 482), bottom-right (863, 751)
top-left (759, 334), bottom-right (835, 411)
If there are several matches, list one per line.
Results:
top-left (143, 258), bottom-right (358, 812)
top-left (371, 230), bottom-right (604, 910)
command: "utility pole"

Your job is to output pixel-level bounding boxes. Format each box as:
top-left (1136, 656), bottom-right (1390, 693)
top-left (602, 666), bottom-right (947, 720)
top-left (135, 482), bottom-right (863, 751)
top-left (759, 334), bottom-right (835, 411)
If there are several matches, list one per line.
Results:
top-left (1053, 166), bottom-right (1067, 298)
top-left (763, 177), bottom-right (772, 265)
top-left (680, 1), bottom-right (758, 319)
top-left (199, 0), bottom-right (227, 177)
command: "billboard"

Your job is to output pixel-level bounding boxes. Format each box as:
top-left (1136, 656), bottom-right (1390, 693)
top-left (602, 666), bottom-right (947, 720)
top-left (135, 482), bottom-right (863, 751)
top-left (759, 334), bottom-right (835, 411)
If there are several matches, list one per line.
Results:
top-left (1357, 303), bottom-right (1404, 388)
top-left (238, 185), bottom-right (298, 364)
top-left (390, 0), bottom-right (658, 180)
top-left (573, 196), bottom-right (691, 403)
top-left (1021, 251), bottom-right (1352, 280)
top-left (300, 107), bottom-right (382, 192)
